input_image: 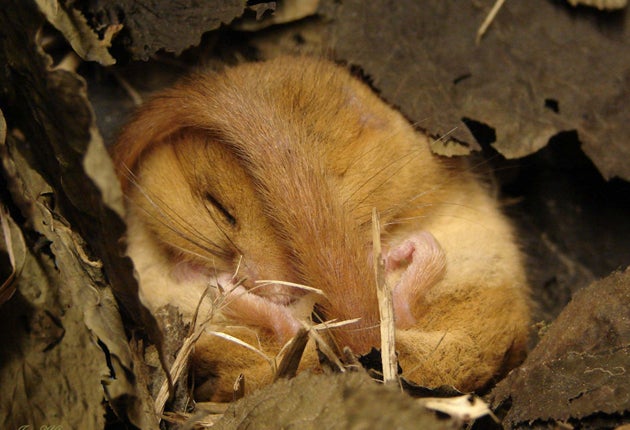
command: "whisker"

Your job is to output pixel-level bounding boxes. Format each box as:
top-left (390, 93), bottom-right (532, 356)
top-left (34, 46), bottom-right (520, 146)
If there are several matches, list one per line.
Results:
top-left (343, 321), bottom-right (381, 333)
top-left (346, 146), bottom-right (418, 206)
top-left (214, 277), bottom-right (306, 312)
top-left (232, 255), bottom-right (244, 281)
top-left (310, 317), bottom-right (363, 331)
top-left (407, 199), bottom-right (487, 215)
top-left (344, 127), bottom-right (426, 207)
top-left (184, 145), bottom-right (247, 260)
top-left (382, 216), bottom-right (429, 227)
top-left (124, 166), bottom-right (208, 237)
top-left (341, 130), bottom-right (400, 178)
top-left (199, 199), bottom-right (245, 259)
top-left (130, 185), bottom-right (229, 258)
top-left (159, 237), bottom-right (218, 264)
top-left (382, 213), bottom-right (491, 231)
top-left (123, 166), bottom-right (232, 259)
top-left (348, 128), bottom-right (460, 214)
top-left (381, 196), bottom-right (496, 231)
top-left (255, 280), bottom-right (325, 297)
top-left (377, 148), bottom-right (501, 220)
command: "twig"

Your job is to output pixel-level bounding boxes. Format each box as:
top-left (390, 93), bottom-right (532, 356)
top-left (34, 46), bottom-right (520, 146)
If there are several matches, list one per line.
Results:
top-left (306, 321), bottom-right (346, 372)
top-left (232, 374), bottom-right (245, 401)
top-left (154, 287), bottom-right (213, 418)
top-left (112, 71), bottom-right (144, 106)
top-left (476, 0), bottom-right (507, 45)
top-left (208, 331), bottom-right (275, 368)
top-left (154, 310), bottom-right (210, 417)
top-left (274, 328), bottom-right (310, 380)
top-left (372, 208), bottom-right (398, 385)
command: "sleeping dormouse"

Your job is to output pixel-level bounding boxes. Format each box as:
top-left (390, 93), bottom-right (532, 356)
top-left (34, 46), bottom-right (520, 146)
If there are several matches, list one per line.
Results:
top-left (112, 56), bottom-right (530, 401)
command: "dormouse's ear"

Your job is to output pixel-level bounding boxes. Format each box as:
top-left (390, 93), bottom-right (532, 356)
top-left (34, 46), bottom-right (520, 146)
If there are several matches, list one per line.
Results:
top-left (110, 81), bottom-right (209, 193)
top-left (111, 92), bottom-right (180, 193)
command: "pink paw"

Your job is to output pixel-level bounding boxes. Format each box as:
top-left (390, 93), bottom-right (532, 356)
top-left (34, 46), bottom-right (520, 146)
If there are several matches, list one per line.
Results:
top-left (216, 275), bottom-right (301, 343)
top-left (386, 231), bottom-right (446, 329)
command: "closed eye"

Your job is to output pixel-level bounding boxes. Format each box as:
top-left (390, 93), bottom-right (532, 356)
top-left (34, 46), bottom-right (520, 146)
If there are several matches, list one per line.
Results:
top-left (205, 192), bottom-right (237, 226)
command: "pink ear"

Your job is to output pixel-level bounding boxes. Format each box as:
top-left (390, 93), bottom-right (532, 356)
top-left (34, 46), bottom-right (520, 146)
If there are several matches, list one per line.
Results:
top-left (386, 231), bottom-right (446, 329)
top-left (111, 84), bottom-right (205, 193)
top-left (112, 97), bottom-right (177, 192)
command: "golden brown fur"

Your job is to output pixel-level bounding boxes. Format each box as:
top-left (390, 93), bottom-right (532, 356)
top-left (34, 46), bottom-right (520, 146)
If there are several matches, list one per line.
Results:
top-left (113, 56), bottom-right (530, 400)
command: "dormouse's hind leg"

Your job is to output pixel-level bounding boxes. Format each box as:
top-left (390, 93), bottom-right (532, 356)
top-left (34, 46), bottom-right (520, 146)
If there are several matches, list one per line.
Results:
top-left (386, 232), bottom-right (446, 329)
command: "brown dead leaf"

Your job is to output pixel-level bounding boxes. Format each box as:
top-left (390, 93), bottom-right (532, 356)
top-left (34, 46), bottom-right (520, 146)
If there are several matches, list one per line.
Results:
top-left (0, 203), bottom-right (26, 306)
top-left (35, 0), bottom-right (119, 65)
top-left (0, 1), bottom-right (159, 427)
top-left (492, 267), bottom-right (630, 428)
top-left (235, 0), bottom-right (318, 31)
top-left (0, 111), bottom-right (26, 306)
top-left (317, 0), bottom-right (630, 180)
top-left (214, 371), bottom-right (452, 430)
top-left (568, 0), bottom-right (628, 9)
top-left (78, 0), bottom-right (249, 60)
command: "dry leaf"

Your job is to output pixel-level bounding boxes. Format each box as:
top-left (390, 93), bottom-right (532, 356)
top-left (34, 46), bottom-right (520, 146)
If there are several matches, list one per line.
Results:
top-left (79, 0), bottom-right (249, 60)
top-left (0, 1), bottom-right (158, 427)
top-left (567, 0), bottom-right (628, 10)
top-left (492, 267), bottom-right (630, 428)
top-left (0, 197), bottom-right (25, 308)
top-left (214, 372), bottom-right (451, 430)
top-left (316, 0), bottom-right (630, 180)
top-left (420, 395), bottom-right (494, 422)
top-left (35, 0), bottom-right (119, 65)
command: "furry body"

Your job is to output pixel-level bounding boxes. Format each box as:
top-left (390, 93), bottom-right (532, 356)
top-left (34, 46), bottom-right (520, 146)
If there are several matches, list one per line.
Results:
top-left (113, 57), bottom-right (530, 400)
